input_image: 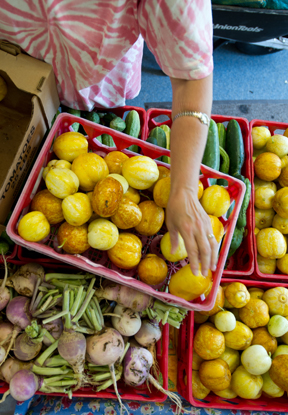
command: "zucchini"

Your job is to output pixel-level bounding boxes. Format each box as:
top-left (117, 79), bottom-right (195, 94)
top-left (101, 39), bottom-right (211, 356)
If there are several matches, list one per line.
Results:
top-left (62, 106), bottom-right (81, 132)
top-left (217, 123), bottom-right (226, 149)
top-left (110, 117), bottom-right (126, 132)
top-left (226, 119), bottom-right (245, 181)
top-left (124, 110), bottom-right (141, 138)
top-left (202, 119), bottom-right (220, 185)
top-left (236, 178), bottom-right (252, 229)
top-left (149, 127), bottom-right (167, 149)
top-left (218, 146), bottom-right (230, 187)
top-left (228, 227), bottom-right (245, 258)
top-left (102, 134), bottom-right (115, 147)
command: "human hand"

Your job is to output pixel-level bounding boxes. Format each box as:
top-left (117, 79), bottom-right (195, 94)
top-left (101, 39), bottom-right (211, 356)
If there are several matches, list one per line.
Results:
top-left (165, 187), bottom-right (218, 277)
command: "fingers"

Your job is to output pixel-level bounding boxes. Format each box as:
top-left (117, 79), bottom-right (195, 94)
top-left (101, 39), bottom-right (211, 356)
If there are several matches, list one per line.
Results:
top-left (169, 229), bottom-right (179, 255)
top-left (182, 232), bottom-right (201, 276)
top-left (209, 236), bottom-right (218, 272)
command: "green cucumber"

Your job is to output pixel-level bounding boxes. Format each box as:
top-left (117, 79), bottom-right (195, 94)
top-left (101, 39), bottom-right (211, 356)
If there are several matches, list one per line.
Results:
top-left (103, 112), bottom-right (118, 125)
top-left (149, 127), bottom-right (167, 149)
top-left (110, 117), bottom-right (126, 132)
top-left (218, 146), bottom-right (230, 187)
top-left (124, 110), bottom-right (141, 138)
top-left (236, 178), bottom-right (252, 229)
top-left (228, 227), bottom-right (245, 258)
top-left (226, 200), bottom-right (235, 219)
top-left (147, 136), bottom-right (162, 161)
top-left (95, 135), bottom-right (102, 144)
top-left (226, 119), bottom-right (245, 180)
top-left (62, 106), bottom-right (81, 132)
top-left (217, 123), bottom-right (226, 149)
top-left (102, 134), bottom-right (115, 147)
top-left (127, 145), bottom-right (139, 153)
top-left (83, 111), bottom-right (100, 124)
top-left (202, 119), bottom-right (220, 185)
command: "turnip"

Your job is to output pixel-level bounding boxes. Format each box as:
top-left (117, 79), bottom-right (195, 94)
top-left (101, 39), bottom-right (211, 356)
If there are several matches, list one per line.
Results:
top-left (6, 263), bottom-right (45, 297)
top-left (134, 320), bottom-right (162, 348)
top-left (123, 344), bottom-right (184, 413)
top-left (0, 254), bottom-right (10, 311)
top-left (0, 346), bottom-right (5, 364)
top-left (42, 317), bottom-right (63, 346)
top-left (0, 357), bottom-right (34, 384)
top-left (1, 296), bottom-right (32, 366)
top-left (14, 320), bottom-right (43, 361)
top-left (0, 321), bottom-right (14, 346)
top-left (111, 305), bottom-right (141, 337)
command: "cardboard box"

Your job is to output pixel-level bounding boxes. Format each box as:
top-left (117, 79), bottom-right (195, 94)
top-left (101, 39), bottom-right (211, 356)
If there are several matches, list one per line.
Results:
top-left (0, 40), bottom-right (60, 225)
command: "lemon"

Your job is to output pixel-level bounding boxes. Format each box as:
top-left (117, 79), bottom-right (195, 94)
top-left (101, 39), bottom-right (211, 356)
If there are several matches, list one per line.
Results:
top-left (200, 185), bottom-right (230, 217)
top-left (254, 187), bottom-right (275, 210)
top-left (252, 126), bottom-right (271, 150)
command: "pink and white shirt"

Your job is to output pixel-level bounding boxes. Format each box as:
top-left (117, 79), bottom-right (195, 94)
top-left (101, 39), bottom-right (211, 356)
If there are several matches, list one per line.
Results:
top-left (0, 0), bottom-right (213, 110)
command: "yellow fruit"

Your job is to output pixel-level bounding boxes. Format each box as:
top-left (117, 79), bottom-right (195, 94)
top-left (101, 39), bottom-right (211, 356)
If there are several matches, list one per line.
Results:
top-left (199, 359), bottom-right (231, 392)
top-left (256, 227), bottom-right (286, 259)
top-left (107, 233), bottom-right (142, 269)
top-left (45, 168), bottom-right (79, 199)
top-left (254, 177), bottom-right (277, 192)
top-left (254, 227), bottom-right (260, 236)
top-left (266, 134), bottom-right (288, 158)
top-left (194, 323), bottom-right (225, 360)
top-left (194, 312), bottom-right (209, 325)
top-left (272, 214), bottom-right (288, 234)
top-left (198, 180), bottom-right (204, 200)
top-left (71, 153), bottom-right (109, 191)
top-left (231, 365), bottom-right (263, 399)
top-left (269, 354), bottom-right (288, 392)
top-left (277, 254), bottom-right (288, 274)
top-left (262, 286), bottom-right (288, 316)
top-left (224, 282), bottom-right (250, 308)
top-left (137, 254), bottom-right (168, 286)
top-left (92, 177), bottom-right (123, 218)
top-left (251, 327), bottom-right (277, 355)
top-left (208, 215), bottom-right (224, 243)
top-left (219, 347), bottom-right (240, 374)
top-left (200, 185), bottom-right (230, 217)
top-left (224, 321), bottom-right (253, 350)
top-left (31, 189), bottom-right (64, 225)
top-left (18, 211), bottom-right (50, 242)
top-left (122, 155), bottom-right (159, 190)
top-left (257, 254), bottom-right (276, 274)
top-left (254, 208), bottom-right (275, 229)
top-left (42, 159), bottom-right (71, 180)
top-left (169, 264), bottom-right (212, 302)
top-left (62, 192), bottom-right (92, 226)
top-left (254, 152), bottom-right (282, 182)
top-left (87, 219), bottom-right (119, 250)
top-left (153, 176), bottom-right (170, 208)
top-left (273, 187), bottom-right (288, 218)
top-left (262, 371), bottom-right (284, 398)
top-left (57, 222), bottom-right (90, 254)
top-left (199, 286), bottom-right (225, 317)
top-left (160, 232), bottom-right (187, 262)
top-left (0, 75), bottom-right (8, 101)
top-left (238, 298), bottom-right (270, 329)
top-left (135, 201), bottom-right (164, 236)
top-left (248, 287), bottom-right (264, 300)
top-left (278, 165), bottom-right (288, 188)
top-left (192, 371), bottom-right (210, 399)
top-left (254, 187), bottom-right (275, 210)
top-left (252, 126), bottom-right (271, 150)
top-left (124, 186), bottom-right (140, 204)
top-left (281, 155), bottom-right (288, 169)
top-left (111, 197), bottom-right (142, 229)
top-left (53, 132), bottom-right (88, 162)
top-left (192, 349), bottom-right (204, 370)
top-left (148, 166), bottom-right (170, 192)
top-left (103, 151), bottom-right (129, 174)
top-left (108, 174), bottom-right (129, 193)
top-left (253, 147), bottom-right (267, 158)
top-left (213, 386), bottom-right (238, 399)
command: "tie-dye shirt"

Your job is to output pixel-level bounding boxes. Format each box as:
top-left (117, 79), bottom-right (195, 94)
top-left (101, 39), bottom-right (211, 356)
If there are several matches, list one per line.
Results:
top-left (0, 0), bottom-right (213, 110)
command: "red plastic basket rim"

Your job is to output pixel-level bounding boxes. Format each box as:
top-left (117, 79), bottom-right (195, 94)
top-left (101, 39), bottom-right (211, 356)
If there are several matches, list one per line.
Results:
top-left (0, 259), bottom-right (169, 402)
top-left (177, 277), bottom-right (288, 412)
top-left (146, 108), bottom-right (255, 277)
top-left (250, 119), bottom-right (288, 281)
top-left (6, 112), bottom-right (246, 312)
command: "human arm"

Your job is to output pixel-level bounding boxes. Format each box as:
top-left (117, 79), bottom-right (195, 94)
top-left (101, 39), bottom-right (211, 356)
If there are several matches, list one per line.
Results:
top-left (166, 73), bottom-right (218, 276)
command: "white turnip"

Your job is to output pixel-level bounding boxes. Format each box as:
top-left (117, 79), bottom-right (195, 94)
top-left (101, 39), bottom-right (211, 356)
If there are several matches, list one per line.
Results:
top-left (134, 320), bottom-right (162, 348)
top-left (6, 263), bottom-right (45, 297)
top-left (111, 305), bottom-right (141, 337)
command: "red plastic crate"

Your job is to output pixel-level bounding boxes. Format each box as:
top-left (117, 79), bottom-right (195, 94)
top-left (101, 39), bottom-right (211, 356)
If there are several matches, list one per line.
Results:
top-left (6, 113), bottom-right (246, 312)
top-left (146, 108), bottom-right (254, 277)
top-left (177, 277), bottom-right (288, 412)
top-left (0, 260), bottom-right (169, 402)
top-left (251, 119), bottom-right (288, 281)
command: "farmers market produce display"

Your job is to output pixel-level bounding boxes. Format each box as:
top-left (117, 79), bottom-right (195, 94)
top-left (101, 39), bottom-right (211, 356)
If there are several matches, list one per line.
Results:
top-left (0, 261), bottom-right (187, 412)
top-left (252, 123), bottom-right (288, 277)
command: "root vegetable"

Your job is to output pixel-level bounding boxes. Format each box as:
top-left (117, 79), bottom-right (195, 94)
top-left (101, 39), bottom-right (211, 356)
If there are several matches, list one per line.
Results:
top-left (9, 369), bottom-right (39, 401)
top-left (14, 320), bottom-right (43, 361)
top-left (6, 263), bottom-right (45, 297)
top-left (134, 320), bottom-right (161, 348)
top-left (0, 322), bottom-right (14, 346)
top-left (111, 305), bottom-right (141, 337)
top-left (0, 358), bottom-right (34, 384)
top-left (58, 330), bottom-right (86, 375)
top-left (86, 327), bottom-right (124, 366)
top-left (0, 255), bottom-right (10, 311)
top-left (42, 318), bottom-right (63, 346)
top-left (0, 346), bottom-right (5, 364)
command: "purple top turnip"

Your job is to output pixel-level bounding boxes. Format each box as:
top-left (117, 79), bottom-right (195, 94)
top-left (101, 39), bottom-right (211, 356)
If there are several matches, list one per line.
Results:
top-left (6, 296), bottom-right (32, 330)
top-left (6, 263), bottom-right (44, 297)
top-left (134, 320), bottom-right (162, 348)
top-left (111, 305), bottom-right (141, 337)
top-left (42, 318), bottom-right (63, 346)
top-left (86, 327), bottom-right (124, 366)
top-left (123, 344), bottom-right (153, 387)
top-left (9, 369), bottom-right (40, 401)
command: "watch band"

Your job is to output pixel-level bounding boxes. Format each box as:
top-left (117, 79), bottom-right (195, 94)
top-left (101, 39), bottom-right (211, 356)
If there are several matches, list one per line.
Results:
top-left (172, 111), bottom-right (210, 126)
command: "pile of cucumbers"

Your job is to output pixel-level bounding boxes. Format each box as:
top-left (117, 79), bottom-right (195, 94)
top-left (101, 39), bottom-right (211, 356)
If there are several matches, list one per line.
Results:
top-left (202, 118), bottom-right (251, 259)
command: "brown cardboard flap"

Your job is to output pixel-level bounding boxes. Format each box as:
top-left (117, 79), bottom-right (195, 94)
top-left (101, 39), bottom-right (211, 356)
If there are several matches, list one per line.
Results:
top-left (0, 41), bottom-right (21, 56)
